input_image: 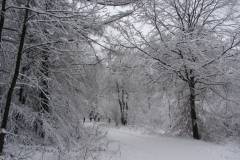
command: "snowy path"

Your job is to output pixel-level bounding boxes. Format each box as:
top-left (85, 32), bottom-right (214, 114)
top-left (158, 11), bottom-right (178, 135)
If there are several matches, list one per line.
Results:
top-left (102, 127), bottom-right (240, 160)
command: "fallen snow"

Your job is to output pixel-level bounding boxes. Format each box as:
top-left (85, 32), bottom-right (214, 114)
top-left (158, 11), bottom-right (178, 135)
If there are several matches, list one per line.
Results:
top-left (1, 122), bottom-right (240, 160)
top-left (100, 126), bottom-right (240, 160)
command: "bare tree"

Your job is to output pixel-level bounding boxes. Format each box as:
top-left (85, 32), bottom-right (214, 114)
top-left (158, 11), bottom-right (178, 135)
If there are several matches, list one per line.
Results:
top-left (0, 0), bottom-right (137, 154)
top-left (0, 0), bottom-right (30, 153)
top-left (106, 0), bottom-right (240, 139)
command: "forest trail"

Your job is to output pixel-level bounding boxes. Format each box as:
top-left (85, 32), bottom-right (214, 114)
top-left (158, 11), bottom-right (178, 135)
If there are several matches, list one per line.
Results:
top-left (100, 126), bottom-right (240, 160)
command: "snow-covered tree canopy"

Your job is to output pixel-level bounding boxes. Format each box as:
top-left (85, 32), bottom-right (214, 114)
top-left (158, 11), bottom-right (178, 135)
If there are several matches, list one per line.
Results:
top-left (0, 0), bottom-right (240, 158)
top-left (102, 0), bottom-right (240, 140)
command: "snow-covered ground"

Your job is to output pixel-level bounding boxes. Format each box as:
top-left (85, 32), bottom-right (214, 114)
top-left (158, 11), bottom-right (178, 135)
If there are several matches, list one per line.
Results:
top-left (100, 126), bottom-right (240, 160)
top-left (1, 122), bottom-right (240, 160)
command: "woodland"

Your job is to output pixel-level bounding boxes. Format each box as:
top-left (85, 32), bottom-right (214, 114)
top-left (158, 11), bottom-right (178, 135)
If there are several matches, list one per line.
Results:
top-left (0, 0), bottom-right (240, 159)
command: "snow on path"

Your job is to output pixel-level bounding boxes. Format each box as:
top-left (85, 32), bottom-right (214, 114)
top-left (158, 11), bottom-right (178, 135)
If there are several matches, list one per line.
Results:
top-left (101, 127), bottom-right (240, 160)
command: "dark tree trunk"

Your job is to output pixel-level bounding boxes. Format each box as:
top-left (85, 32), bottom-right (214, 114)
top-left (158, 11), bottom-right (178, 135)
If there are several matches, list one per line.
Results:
top-left (0, 2), bottom-right (30, 153)
top-left (121, 88), bottom-right (125, 125)
top-left (168, 99), bottom-right (171, 129)
top-left (116, 82), bottom-right (128, 126)
top-left (19, 87), bottom-right (25, 104)
top-left (0, 0), bottom-right (7, 50)
top-left (123, 91), bottom-right (128, 125)
top-left (0, 0), bottom-right (6, 103)
top-left (121, 88), bottom-right (128, 126)
top-left (19, 67), bottom-right (27, 104)
top-left (189, 77), bottom-right (200, 139)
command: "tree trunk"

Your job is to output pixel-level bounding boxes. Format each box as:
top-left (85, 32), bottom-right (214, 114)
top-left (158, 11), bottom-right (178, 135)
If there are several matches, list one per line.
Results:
top-left (189, 79), bottom-right (200, 139)
top-left (124, 91), bottom-right (128, 125)
top-left (168, 99), bottom-right (171, 129)
top-left (0, 0), bottom-right (7, 51)
top-left (19, 67), bottom-right (27, 104)
top-left (40, 53), bottom-right (49, 113)
top-left (121, 88), bottom-right (126, 125)
top-left (0, 2), bottom-right (30, 153)
top-left (34, 1), bottom-right (52, 137)
top-left (34, 53), bottom-right (49, 138)
top-left (116, 82), bottom-right (128, 126)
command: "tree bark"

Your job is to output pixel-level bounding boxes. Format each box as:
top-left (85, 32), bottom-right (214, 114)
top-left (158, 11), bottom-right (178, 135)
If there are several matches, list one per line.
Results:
top-left (0, 0), bottom-right (7, 51)
top-left (116, 82), bottom-right (128, 126)
top-left (189, 76), bottom-right (200, 139)
top-left (0, 1), bottom-right (30, 153)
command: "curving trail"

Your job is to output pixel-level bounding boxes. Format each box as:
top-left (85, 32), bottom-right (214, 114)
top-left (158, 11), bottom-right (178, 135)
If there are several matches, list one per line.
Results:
top-left (101, 127), bottom-right (240, 160)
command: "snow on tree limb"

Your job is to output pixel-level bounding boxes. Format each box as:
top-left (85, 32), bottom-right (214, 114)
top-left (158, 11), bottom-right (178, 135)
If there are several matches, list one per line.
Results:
top-left (0, 129), bottom-right (17, 137)
top-left (86, 0), bottom-right (138, 6)
top-left (101, 10), bottom-right (135, 25)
